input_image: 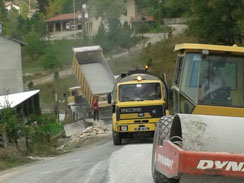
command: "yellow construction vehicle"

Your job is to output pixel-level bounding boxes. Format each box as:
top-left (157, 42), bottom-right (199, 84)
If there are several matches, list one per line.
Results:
top-left (72, 46), bottom-right (115, 119)
top-left (67, 86), bottom-right (91, 121)
top-left (152, 43), bottom-right (244, 183)
top-left (108, 68), bottom-right (169, 145)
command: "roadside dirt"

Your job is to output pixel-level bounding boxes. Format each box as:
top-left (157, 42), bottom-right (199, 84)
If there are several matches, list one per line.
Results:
top-left (56, 120), bottom-right (112, 153)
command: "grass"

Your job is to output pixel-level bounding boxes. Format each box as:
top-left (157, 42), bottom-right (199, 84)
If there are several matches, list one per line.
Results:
top-left (22, 39), bottom-right (87, 74)
top-left (32, 32), bottom-right (198, 111)
top-left (0, 146), bottom-right (35, 171)
top-left (34, 75), bottom-right (79, 112)
top-left (108, 50), bottom-right (147, 75)
top-left (0, 157), bottom-right (35, 171)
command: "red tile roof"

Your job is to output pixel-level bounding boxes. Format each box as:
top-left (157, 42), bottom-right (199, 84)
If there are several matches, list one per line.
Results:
top-left (45, 12), bottom-right (81, 22)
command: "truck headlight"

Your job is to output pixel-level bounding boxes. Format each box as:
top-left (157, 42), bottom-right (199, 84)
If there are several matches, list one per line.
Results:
top-left (121, 126), bottom-right (128, 131)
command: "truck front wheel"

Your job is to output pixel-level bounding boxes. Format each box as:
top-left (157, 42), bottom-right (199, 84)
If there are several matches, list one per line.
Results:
top-left (152, 116), bottom-right (179, 183)
top-left (112, 130), bottom-right (122, 145)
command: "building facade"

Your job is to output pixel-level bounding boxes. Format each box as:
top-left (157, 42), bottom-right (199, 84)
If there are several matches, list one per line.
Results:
top-left (4, 1), bottom-right (20, 13)
top-left (0, 35), bottom-right (25, 95)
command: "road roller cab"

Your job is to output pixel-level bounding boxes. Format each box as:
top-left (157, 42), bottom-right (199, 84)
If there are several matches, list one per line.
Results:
top-left (173, 43), bottom-right (244, 116)
top-left (152, 43), bottom-right (244, 183)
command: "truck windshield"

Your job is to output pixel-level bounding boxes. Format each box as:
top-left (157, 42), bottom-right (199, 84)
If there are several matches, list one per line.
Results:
top-left (181, 52), bottom-right (244, 107)
top-left (119, 83), bottom-right (161, 102)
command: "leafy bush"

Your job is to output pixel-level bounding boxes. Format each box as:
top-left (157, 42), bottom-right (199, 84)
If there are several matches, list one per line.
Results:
top-left (41, 45), bottom-right (60, 70)
top-left (23, 30), bottom-right (46, 59)
top-left (0, 107), bottom-right (24, 145)
top-left (26, 114), bottom-right (63, 145)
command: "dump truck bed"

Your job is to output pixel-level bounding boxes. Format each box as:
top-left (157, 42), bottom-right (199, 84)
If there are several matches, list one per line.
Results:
top-left (72, 46), bottom-right (115, 107)
top-left (80, 63), bottom-right (115, 95)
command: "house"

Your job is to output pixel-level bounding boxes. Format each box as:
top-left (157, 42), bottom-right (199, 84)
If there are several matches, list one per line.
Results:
top-left (4, 1), bottom-right (20, 13)
top-left (0, 33), bottom-right (40, 115)
top-left (0, 34), bottom-right (25, 95)
top-left (131, 14), bottom-right (154, 31)
top-left (84, 0), bottom-right (136, 37)
top-left (45, 11), bottom-right (83, 32)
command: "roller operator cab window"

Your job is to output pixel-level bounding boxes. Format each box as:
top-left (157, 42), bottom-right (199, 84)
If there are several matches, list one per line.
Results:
top-left (119, 83), bottom-right (162, 102)
top-left (181, 53), bottom-right (243, 107)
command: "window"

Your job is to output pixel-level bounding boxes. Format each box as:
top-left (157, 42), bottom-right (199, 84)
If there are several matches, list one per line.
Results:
top-left (181, 53), bottom-right (201, 102)
top-left (119, 83), bottom-right (162, 102)
top-left (173, 56), bottom-right (183, 86)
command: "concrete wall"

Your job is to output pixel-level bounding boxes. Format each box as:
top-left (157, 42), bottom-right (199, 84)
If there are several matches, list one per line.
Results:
top-left (0, 36), bottom-right (23, 95)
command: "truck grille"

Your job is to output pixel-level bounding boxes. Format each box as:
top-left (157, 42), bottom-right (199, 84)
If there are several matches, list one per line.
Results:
top-left (119, 105), bottom-right (164, 119)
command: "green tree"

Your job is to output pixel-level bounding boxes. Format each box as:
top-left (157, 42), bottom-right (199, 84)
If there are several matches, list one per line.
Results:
top-left (90, 0), bottom-right (125, 21)
top-left (5, 9), bottom-right (19, 38)
top-left (20, 1), bottom-right (30, 19)
top-left (94, 23), bottom-right (111, 53)
top-left (0, 107), bottom-right (23, 147)
top-left (62, 0), bottom-right (84, 14)
top-left (120, 21), bottom-right (137, 52)
top-left (23, 30), bottom-right (46, 59)
top-left (41, 44), bottom-right (61, 70)
top-left (136, 0), bottom-right (163, 22)
top-left (106, 18), bottom-right (123, 50)
top-left (0, 0), bottom-right (7, 20)
top-left (187, 0), bottom-right (244, 45)
top-left (37, 0), bottom-right (50, 15)
top-left (0, 0), bottom-right (7, 34)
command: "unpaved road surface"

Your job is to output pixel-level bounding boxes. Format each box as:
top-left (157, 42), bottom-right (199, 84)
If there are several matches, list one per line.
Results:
top-left (0, 137), bottom-right (154, 183)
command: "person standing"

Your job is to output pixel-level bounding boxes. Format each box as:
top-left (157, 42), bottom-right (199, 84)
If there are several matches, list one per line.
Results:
top-left (92, 97), bottom-right (99, 121)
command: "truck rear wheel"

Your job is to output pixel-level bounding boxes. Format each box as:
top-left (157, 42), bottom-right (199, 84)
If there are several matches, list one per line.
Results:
top-left (112, 129), bottom-right (122, 145)
top-left (152, 116), bottom-right (178, 183)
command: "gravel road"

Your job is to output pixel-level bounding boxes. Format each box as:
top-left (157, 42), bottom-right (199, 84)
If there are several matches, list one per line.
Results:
top-left (0, 136), bottom-right (154, 183)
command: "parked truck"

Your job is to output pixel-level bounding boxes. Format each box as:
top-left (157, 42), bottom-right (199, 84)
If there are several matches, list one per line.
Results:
top-left (72, 46), bottom-right (115, 118)
top-left (107, 68), bottom-right (169, 145)
top-left (152, 43), bottom-right (244, 183)
top-left (67, 86), bottom-right (91, 121)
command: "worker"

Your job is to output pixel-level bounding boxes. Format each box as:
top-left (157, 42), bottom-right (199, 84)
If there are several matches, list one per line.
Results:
top-left (200, 68), bottom-right (226, 103)
top-left (92, 97), bottom-right (99, 121)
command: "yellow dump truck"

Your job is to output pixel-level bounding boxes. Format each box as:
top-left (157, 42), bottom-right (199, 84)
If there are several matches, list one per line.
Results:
top-left (108, 69), bottom-right (169, 145)
top-left (72, 46), bottom-right (115, 117)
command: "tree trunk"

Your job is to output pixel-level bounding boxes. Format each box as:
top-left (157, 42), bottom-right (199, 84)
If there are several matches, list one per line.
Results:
top-left (1, 124), bottom-right (9, 148)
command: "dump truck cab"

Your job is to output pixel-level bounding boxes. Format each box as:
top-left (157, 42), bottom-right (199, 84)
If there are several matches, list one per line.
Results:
top-left (68, 86), bottom-right (84, 106)
top-left (67, 86), bottom-right (91, 121)
top-left (152, 44), bottom-right (244, 183)
top-left (109, 69), bottom-right (169, 145)
top-left (173, 43), bottom-right (244, 116)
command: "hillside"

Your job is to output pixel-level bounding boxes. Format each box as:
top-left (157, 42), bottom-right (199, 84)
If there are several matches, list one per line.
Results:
top-left (34, 32), bottom-right (198, 111)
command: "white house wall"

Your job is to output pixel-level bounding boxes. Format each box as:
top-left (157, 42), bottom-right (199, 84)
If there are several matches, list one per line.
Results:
top-left (0, 36), bottom-right (23, 95)
top-left (120, 0), bottom-right (136, 25)
top-left (6, 4), bottom-right (20, 13)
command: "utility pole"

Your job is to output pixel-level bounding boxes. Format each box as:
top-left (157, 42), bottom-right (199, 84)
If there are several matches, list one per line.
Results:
top-left (73, 0), bottom-right (76, 36)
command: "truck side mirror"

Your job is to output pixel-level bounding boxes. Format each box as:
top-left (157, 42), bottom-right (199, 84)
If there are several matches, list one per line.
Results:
top-left (107, 93), bottom-right (112, 104)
